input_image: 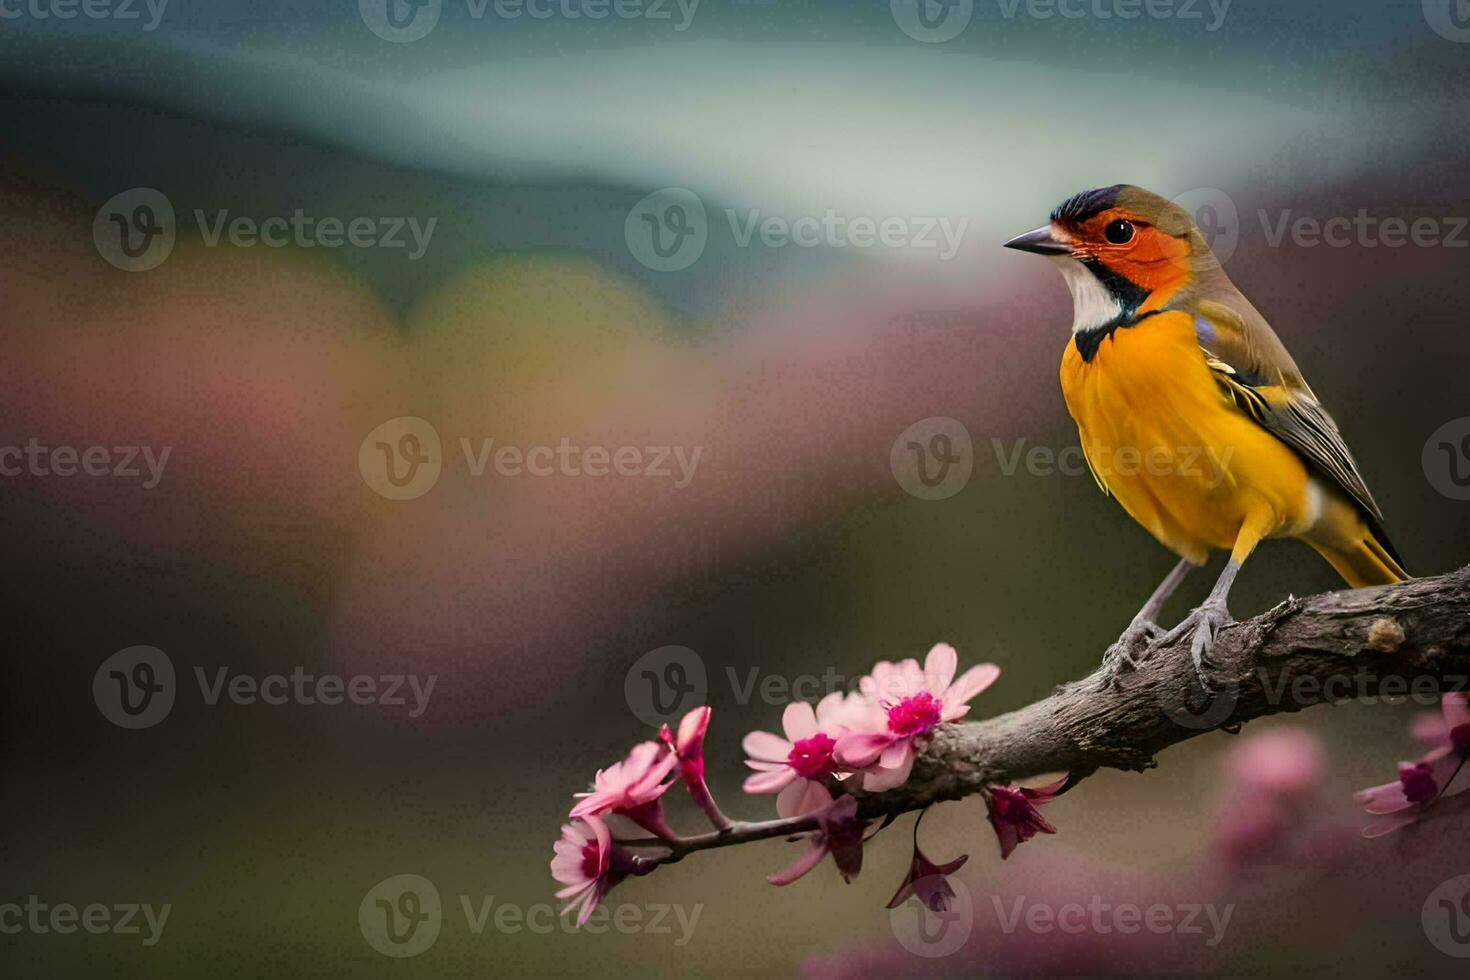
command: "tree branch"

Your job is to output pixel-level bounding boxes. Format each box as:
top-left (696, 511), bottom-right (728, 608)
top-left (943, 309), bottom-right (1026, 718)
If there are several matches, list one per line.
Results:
top-left (869, 564), bottom-right (1470, 817)
top-left (609, 567), bottom-right (1470, 866)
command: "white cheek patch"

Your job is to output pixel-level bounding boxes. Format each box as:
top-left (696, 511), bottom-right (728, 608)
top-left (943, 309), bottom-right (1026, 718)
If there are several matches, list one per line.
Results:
top-left (1049, 255), bottom-right (1125, 334)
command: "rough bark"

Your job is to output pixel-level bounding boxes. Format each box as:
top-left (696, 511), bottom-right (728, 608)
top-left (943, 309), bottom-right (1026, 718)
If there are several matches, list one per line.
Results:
top-left (866, 565), bottom-right (1470, 817)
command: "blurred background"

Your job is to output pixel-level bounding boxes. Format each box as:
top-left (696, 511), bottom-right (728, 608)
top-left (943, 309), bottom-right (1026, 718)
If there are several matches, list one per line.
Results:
top-left (3, 0), bottom-right (1470, 975)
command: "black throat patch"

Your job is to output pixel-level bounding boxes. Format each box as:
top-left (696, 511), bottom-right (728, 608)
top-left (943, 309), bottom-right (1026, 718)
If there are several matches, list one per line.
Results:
top-left (1073, 258), bottom-right (1154, 362)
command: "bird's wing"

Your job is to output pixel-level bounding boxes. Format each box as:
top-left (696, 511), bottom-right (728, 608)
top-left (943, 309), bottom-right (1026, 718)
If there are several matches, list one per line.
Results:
top-left (1192, 299), bottom-right (1388, 525)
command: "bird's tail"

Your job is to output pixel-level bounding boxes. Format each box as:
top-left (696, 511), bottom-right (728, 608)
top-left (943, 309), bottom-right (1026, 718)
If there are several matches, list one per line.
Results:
top-left (1310, 525), bottom-right (1408, 588)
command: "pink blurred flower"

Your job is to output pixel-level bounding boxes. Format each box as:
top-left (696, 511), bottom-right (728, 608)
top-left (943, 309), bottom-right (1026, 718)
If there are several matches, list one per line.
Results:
top-left (551, 815), bottom-right (653, 926)
top-left (886, 828), bottom-right (968, 912)
top-left (743, 693), bottom-right (863, 811)
top-left (1225, 728), bottom-right (1323, 797)
top-left (835, 644), bottom-right (999, 791)
top-left (570, 740), bottom-right (679, 838)
top-left (767, 785), bottom-right (871, 886)
top-left (1356, 693), bottom-right (1470, 837)
top-left (985, 775), bottom-right (1067, 859)
top-left (1212, 728), bottom-right (1331, 870)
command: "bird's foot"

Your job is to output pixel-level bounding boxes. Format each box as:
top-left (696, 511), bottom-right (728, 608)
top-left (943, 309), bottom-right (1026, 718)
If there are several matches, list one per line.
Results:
top-left (1101, 618), bottom-right (1164, 686)
top-left (1154, 597), bottom-right (1232, 691)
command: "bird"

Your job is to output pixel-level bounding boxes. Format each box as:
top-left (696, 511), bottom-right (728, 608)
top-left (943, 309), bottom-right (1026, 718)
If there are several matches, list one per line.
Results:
top-left (1003, 184), bottom-right (1407, 686)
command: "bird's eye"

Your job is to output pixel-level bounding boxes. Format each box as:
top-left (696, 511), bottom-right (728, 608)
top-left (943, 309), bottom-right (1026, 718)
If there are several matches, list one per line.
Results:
top-left (1104, 219), bottom-right (1135, 245)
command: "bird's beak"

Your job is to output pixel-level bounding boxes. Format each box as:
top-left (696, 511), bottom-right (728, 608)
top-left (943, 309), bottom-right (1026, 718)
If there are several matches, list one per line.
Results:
top-left (1003, 225), bottom-right (1071, 256)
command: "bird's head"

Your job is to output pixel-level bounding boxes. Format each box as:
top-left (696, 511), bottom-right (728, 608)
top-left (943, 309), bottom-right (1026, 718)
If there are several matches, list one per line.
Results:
top-left (1004, 184), bottom-right (1215, 335)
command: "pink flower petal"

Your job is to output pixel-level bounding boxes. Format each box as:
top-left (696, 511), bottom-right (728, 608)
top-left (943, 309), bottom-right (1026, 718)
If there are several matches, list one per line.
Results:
top-left (835, 732), bottom-right (892, 769)
top-left (1363, 811), bottom-right (1422, 838)
top-left (743, 768), bottom-right (797, 794)
top-left (675, 706), bottom-right (711, 754)
top-left (942, 663), bottom-right (1000, 709)
top-left (863, 749), bottom-right (915, 792)
top-left (782, 701), bottom-right (819, 741)
top-left (814, 691), bottom-right (849, 727)
top-left (745, 759), bottom-right (785, 772)
top-left (777, 779), bottom-right (834, 819)
top-left (923, 643), bottom-right (958, 694)
top-left (743, 730), bottom-right (792, 762)
top-left (879, 739), bottom-right (912, 770)
top-left (767, 841), bottom-right (827, 886)
top-left (1355, 780), bottom-right (1413, 814)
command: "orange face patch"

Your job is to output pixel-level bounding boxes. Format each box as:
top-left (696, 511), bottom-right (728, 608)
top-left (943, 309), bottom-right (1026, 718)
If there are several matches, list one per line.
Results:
top-left (1061, 207), bottom-right (1192, 310)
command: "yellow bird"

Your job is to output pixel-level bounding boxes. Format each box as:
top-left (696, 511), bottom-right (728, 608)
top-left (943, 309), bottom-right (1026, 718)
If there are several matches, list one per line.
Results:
top-left (1004, 184), bottom-right (1407, 683)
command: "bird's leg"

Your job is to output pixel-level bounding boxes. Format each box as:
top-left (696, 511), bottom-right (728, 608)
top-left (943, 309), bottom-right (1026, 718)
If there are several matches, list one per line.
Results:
top-left (1102, 556), bottom-right (1194, 679)
top-left (1153, 515), bottom-right (1269, 690)
top-left (1154, 557), bottom-right (1245, 691)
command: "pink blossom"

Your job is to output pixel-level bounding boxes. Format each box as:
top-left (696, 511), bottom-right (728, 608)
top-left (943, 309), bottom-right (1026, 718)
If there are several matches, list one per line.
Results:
top-left (767, 784), bottom-right (871, 886)
top-left (835, 644), bottom-right (1000, 792)
top-left (886, 833), bottom-right (968, 912)
top-left (1225, 728), bottom-right (1323, 797)
top-left (743, 693), bottom-right (864, 812)
top-left (985, 775), bottom-right (1067, 859)
top-left (569, 740), bottom-right (679, 838)
top-left (1210, 728), bottom-right (1326, 868)
top-left (550, 815), bottom-right (653, 926)
top-left (660, 705), bottom-right (729, 829)
top-left (1355, 693), bottom-right (1470, 837)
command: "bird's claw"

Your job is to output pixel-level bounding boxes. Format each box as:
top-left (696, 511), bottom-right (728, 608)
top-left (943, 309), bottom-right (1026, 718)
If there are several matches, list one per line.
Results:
top-left (1102, 619), bottom-right (1164, 686)
top-left (1155, 599), bottom-right (1232, 692)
